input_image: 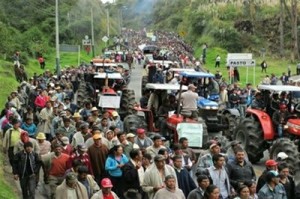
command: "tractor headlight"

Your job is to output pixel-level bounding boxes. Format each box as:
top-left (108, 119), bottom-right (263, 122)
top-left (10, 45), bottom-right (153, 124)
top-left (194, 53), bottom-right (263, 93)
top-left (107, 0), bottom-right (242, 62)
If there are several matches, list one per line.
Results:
top-left (204, 106), bottom-right (211, 109)
top-left (211, 106), bottom-right (218, 110)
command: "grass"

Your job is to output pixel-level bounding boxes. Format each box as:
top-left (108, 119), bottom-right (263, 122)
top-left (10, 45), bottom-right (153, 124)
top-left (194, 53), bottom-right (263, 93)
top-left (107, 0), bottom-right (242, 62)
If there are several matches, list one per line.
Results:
top-left (198, 47), bottom-right (294, 87)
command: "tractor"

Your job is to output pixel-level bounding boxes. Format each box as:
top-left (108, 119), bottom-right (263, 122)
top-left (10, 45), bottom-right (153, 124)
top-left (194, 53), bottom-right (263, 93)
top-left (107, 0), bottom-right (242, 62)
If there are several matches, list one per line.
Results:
top-left (234, 85), bottom-right (300, 171)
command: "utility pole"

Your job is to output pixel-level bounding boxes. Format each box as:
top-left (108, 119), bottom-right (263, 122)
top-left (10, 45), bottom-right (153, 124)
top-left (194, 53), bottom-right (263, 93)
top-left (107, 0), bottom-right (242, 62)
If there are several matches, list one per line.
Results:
top-left (55, 0), bottom-right (60, 76)
top-left (91, 8), bottom-right (95, 57)
top-left (106, 9), bottom-right (110, 38)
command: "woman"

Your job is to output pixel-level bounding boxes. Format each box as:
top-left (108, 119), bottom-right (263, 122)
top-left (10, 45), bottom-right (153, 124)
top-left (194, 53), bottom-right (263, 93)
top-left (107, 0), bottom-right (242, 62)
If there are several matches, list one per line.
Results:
top-left (244, 181), bottom-right (258, 199)
top-left (234, 184), bottom-right (250, 199)
top-left (203, 185), bottom-right (220, 199)
top-left (105, 145), bottom-right (129, 197)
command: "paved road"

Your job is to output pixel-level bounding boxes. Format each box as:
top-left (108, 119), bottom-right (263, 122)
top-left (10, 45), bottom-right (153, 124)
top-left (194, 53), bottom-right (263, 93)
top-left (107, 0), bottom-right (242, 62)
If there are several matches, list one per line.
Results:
top-left (127, 62), bottom-right (144, 101)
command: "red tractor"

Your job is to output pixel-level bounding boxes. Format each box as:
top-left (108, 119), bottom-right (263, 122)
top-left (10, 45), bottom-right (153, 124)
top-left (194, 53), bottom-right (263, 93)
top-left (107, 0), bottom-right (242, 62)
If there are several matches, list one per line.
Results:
top-left (234, 85), bottom-right (300, 171)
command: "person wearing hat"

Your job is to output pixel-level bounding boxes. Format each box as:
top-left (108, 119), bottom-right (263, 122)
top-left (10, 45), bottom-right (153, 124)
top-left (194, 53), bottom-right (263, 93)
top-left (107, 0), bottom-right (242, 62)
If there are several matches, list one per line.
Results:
top-left (146, 135), bottom-right (166, 159)
top-left (72, 112), bottom-right (82, 123)
top-left (13, 131), bottom-right (40, 155)
top-left (110, 111), bottom-right (124, 132)
top-left (122, 149), bottom-right (144, 199)
top-left (276, 152), bottom-right (289, 163)
top-left (258, 170), bottom-right (287, 199)
top-left (54, 86), bottom-right (65, 102)
top-left (80, 101), bottom-right (92, 120)
top-left (9, 91), bottom-right (21, 111)
top-left (55, 172), bottom-right (88, 199)
top-left (60, 136), bottom-right (73, 156)
top-left (91, 178), bottom-right (119, 199)
top-left (36, 132), bottom-right (51, 155)
top-left (134, 128), bottom-right (153, 153)
top-left (142, 155), bottom-right (177, 199)
top-left (12, 141), bottom-right (41, 199)
top-left (257, 159), bottom-right (278, 192)
top-left (42, 143), bottom-right (70, 199)
top-left (180, 83), bottom-right (199, 119)
top-left (195, 142), bottom-right (221, 170)
top-left (127, 133), bottom-right (139, 149)
top-left (3, 118), bottom-right (22, 166)
top-left (250, 92), bottom-right (266, 111)
top-left (91, 107), bottom-right (101, 124)
top-left (272, 103), bottom-right (291, 138)
top-left (71, 122), bottom-right (92, 149)
top-left (87, 133), bottom-right (109, 184)
top-left (153, 174), bottom-right (185, 199)
top-left (37, 101), bottom-right (54, 140)
top-left (67, 144), bottom-right (94, 175)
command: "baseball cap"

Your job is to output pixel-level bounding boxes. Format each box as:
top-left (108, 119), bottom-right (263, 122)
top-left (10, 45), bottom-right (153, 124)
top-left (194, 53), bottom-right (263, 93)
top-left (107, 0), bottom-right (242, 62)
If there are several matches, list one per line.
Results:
top-left (209, 143), bottom-right (220, 150)
top-left (91, 107), bottom-right (98, 112)
top-left (101, 178), bottom-right (113, 188)
top-left (136, 128), bottom-right (145, 134)
top-left (112, 111), bottom-right (119, 117)
top-left (265, 159), bottom-right (278, 167)
top-left (60, 136), bottom-right (69, 145)
top-left (277, 152), bottom-right (288, 160)
top-left (266, 170), bottom-right (280, 179)
top-left (77, 144), bottom-right (87, 152)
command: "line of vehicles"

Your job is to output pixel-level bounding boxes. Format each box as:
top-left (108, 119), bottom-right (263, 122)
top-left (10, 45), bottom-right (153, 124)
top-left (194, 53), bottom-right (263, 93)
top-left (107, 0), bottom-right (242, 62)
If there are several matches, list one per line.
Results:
top-left (86, 44), bottom-right (300, 173)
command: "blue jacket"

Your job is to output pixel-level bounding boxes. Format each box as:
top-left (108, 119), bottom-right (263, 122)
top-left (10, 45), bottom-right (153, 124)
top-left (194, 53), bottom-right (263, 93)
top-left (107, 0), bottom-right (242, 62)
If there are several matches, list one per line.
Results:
top-left (105, 154), bottom-right (128, 177)
top-left (258, 183), bottom-right (287, 199)
top-left (21, 123), bottom-right (37, 137)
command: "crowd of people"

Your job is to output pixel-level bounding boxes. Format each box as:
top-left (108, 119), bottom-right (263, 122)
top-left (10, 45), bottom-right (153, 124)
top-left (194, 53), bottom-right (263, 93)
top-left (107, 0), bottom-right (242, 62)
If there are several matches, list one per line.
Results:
top-left (1, 29), bottom-right (300, 199)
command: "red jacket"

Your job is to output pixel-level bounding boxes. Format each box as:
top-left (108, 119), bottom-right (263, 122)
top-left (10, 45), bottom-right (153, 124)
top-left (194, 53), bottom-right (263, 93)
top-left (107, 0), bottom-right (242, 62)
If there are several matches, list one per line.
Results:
top-left (67, 152), bottom-right (94, 175)
top-left (34, 95), bottom-right (47, 108)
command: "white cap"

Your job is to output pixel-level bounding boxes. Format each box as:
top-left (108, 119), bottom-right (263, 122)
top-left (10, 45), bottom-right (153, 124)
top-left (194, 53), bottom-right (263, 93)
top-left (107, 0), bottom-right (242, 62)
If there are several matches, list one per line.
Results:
top-left (277, 152), bottom-right (288, 160)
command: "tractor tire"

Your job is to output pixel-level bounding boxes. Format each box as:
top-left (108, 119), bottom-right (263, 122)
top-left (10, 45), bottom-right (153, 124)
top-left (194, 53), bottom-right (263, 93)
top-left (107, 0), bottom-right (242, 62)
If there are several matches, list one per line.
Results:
top-left (123, 114), bottom-right (147, 133)
top-left (141, 76), bottom-right (148, 95)
top-left (234, 118), bottom-right (265, 163)
top-left (270, 138), bottom-right (300, 173)
top-left (221, 113), bottom-right (237, 140)
top-left (120, 89), bottom-right (136, 118)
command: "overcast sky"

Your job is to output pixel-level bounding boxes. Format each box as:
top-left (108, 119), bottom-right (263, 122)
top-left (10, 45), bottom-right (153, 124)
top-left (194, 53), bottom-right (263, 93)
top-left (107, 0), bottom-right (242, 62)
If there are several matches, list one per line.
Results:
top-left (101, 0), bottom-right (114, 3)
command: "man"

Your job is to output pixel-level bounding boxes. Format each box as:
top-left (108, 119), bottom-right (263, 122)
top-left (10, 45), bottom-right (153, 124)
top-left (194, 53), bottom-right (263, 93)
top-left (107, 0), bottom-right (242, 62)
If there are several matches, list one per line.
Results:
top-left (251, 92), bottom-right (266, 111)
top-left (55, 172), bottom-right (88, 199)
top-left (187, 175), bottom-right (210, 199)
top-left (14, 131), bottom-right (40, 155)
top-left (226, 148), bottom-right (256, 190)
top-left (36, 132), bottom-right (51, 155)
top-left (3, 118), bottom-right (22, 166)
top-left (180, 84), bottom-right (198, 119)
top-left (67, 144), bottom-right (94, 175)
top-left (179, 137), bottom-right (196, 165)
top-left (91, 178), bottom-right (119, 199)
top-left (272, 103), bottom-right (291, 138)
top-left (207, 154), bottom-right (231, 199)
top-left (258, 170), bottom-right (287, 199)
top-left (90, 107), bottom-right (100, 124)
top-left (173, 144), bottom-right (193, 171)
top-left (87, 133), bottom-right (109, 184)
top-left (122, 149), bottom-right (144, 199)
top-left (60, 136), bottom-right (73, 155)
top-left (196, 143), bottom-right (221, 170)
top-left (42, 143), bottom-right (70, 199)
top-left (215, 55), bottom-right (221, 68)
top-left (117, 131), bottom-right (133, 158)
top-left (278, 163), bottom-right (295, 199)
top-left (71, 123), bottom-right (92, 148)
top-left (134, 128), bottom-right (153, 153)
top-left (172, 155), bottom-right (196, 197)
top-left (38, 101), bottom-right (54, 140)
top-left (146, 135), bottom-right (166, 159)
top-left (228, 88), bottom-right (240, 108)
top-left (127, 133), bottom-right (140, 149)
top-left (207, 78), bottom-right (220, 97)
top-left (153, 175), bottom-right (185, 199)
top-left (110, 111), bottom-right (123, 132)
top-left (142, 155), bottom-right (177, 199)
top-left (257, 159), bottom-right (278, 192)
top-left (64, 97), bottom-right (77, 114)
top-left (77, 166), bottom-right (100, 198)
top-left (56, 117), bottom-right (76, 140)
top-left (226, 140), bottom-right (248, 163)
top-left (13, 142), bottom-right (41, 199)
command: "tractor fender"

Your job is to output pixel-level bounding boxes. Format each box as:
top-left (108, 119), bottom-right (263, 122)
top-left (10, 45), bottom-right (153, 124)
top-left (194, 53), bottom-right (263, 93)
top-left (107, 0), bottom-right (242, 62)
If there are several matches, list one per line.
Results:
top-left (246, 108), bottom-right (275, 140)
top-left (220, 108), bottom-right (240, 117)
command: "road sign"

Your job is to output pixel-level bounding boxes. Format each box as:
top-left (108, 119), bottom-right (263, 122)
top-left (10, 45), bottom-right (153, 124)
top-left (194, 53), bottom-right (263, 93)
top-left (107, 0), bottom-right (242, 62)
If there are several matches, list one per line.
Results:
top-left (102, 36), bottom-right (109, 43)
top-left (228, 59), bottom-right (256, 67)
top-left (82, 39), bottom-right (91, 46)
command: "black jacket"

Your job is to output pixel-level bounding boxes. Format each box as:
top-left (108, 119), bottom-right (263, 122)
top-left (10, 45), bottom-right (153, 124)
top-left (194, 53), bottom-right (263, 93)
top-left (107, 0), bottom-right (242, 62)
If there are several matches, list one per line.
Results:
top-left (13, 150), bottom-right (41, 178)
top-left (122, 160), bottom-right (141, 192)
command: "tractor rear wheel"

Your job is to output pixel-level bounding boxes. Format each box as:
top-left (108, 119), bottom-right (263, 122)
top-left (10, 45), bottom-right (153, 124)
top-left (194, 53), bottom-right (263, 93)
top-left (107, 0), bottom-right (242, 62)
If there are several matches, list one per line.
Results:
top-left (120, 89), bottom-right (135, 119)
top-left (123, 114), bottom-right (147, 133)
top-left (270, 138), bottom-right (299, 173)
top-left (141, 76), bottom-right (148, 96)
top-left (234, 118), bottom-right (265, 163)
top-left (221, 113), bottom-right (237, 140)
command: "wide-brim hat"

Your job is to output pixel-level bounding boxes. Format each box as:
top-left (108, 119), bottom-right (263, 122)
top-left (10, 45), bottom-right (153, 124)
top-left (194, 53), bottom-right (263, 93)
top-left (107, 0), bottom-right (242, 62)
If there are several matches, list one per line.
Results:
top-left (36, 132), bottom-right (46, 140)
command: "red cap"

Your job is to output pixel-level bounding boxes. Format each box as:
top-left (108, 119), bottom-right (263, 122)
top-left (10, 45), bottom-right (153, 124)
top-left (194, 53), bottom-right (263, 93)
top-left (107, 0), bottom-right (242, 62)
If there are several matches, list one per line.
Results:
top-left (137, 128), bottom-right (145, 134)
top-left (265, 159), bottom-right (278, 167)
top-left (101, 178), bottom-right (113, 188)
